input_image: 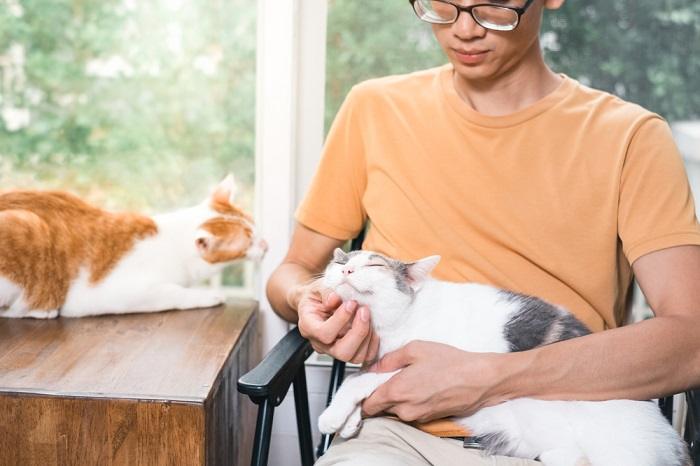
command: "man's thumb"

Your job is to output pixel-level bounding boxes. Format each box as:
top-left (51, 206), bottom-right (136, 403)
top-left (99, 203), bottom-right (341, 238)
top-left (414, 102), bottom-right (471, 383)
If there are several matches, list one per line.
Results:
top-left (368, 346), bottom-right (412, 373)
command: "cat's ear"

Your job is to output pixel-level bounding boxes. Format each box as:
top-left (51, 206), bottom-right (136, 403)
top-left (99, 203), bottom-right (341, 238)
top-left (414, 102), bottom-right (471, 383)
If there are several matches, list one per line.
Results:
top-left (212, 174), bottom-right (238, 206)
top-left (406, 255), bottom-right (440, 287)
top-left (333, 248), bottom-right (349, 264)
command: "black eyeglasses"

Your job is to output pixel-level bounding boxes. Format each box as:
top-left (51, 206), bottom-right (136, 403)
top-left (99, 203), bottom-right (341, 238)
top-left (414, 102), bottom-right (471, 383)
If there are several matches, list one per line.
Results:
top-left (410, 0), bottom-right (535, 31)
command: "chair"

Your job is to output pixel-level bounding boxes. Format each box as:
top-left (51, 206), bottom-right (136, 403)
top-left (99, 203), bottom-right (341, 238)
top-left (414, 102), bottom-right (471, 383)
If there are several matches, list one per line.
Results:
top-left (238, 231), bottom-right (700, 465)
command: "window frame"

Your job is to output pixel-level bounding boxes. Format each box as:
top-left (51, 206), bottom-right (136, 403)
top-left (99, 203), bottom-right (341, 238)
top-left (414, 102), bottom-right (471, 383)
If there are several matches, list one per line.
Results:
top-left (255, 0), bottom-right (329, 351)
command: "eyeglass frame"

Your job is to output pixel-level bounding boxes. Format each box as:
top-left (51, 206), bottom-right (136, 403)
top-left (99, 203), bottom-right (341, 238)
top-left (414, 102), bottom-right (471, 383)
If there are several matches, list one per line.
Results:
top-left (409, 0), bottom-right (536, 31)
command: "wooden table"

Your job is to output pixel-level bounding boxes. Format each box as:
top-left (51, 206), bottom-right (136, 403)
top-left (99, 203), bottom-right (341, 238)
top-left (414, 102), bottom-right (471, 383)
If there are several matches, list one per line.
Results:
top-left (0, 299), bottom-right (259, 466)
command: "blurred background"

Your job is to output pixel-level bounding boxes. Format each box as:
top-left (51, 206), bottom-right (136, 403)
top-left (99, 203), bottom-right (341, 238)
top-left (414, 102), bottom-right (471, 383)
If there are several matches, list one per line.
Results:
top-left (2, 1), bottom-right (698, 464)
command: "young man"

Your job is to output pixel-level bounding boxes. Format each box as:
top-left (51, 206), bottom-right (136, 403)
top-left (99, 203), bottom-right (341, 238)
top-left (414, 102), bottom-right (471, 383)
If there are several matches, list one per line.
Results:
top-left (267, 0), bottom-right (700, 464)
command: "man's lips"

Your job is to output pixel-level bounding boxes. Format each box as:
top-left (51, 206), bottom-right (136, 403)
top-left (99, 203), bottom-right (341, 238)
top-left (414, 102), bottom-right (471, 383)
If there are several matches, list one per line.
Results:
top-left (453, 48), bottom-right (490, 65)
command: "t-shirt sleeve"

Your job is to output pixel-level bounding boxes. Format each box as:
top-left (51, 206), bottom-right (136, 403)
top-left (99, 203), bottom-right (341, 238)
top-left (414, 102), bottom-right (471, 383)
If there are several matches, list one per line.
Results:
top-left (295, 87), bottom-right (368, 240)
top-left (619, 116), bottom-right (700, 264)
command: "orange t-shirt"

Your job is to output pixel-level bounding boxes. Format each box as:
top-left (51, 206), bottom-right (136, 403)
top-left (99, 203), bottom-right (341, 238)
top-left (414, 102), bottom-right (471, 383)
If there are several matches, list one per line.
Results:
top-left (296, 65), bottom-right (700, 435)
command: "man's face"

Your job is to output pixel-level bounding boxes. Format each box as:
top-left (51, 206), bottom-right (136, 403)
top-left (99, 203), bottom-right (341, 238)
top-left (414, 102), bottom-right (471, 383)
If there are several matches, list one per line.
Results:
top-left (430, 0), bottom-right (563, 83)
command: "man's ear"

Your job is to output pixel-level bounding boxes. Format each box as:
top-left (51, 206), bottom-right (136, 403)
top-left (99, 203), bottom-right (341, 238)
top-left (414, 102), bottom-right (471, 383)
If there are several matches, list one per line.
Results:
top-left (544, 0), bottom-right (565, 10)
top-left (406, 255), bottom-right (441, 288)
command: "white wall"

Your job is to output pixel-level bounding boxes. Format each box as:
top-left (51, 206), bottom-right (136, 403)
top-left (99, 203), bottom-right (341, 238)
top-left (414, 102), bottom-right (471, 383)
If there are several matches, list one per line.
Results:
top-left (255, 0), bottom-right (328, 351)
top-left (255, 1), bottom-right (330, 465)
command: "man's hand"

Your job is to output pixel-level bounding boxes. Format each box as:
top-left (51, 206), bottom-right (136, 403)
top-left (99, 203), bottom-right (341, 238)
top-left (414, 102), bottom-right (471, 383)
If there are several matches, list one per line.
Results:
top-left (295, 286), bottom-right (380, 364)
top-left (362, 341), bottom-right (509, 422)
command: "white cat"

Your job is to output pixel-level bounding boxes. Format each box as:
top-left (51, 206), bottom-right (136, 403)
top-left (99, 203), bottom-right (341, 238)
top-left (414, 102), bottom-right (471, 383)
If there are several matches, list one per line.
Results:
top-left (0, 175), bottom-right (266, 319)
top-left (318, 249), bottom-right (689, 466)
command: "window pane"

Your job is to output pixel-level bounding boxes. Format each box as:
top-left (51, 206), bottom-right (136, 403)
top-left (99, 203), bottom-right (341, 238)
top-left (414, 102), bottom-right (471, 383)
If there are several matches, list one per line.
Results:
top-left (0, 0), bottom-right (256, 212)
top-left (542, 1), bottom-right (699, 123)
top-left (1, 1), bottom-right (256, 288)
top-left (325, 0), bottom-right (445, 132)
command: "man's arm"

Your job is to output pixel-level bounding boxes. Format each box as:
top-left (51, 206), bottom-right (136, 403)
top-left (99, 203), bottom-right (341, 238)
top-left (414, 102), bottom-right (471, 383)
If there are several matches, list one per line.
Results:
top-left (266, 223), bottom-right (344, 322)
top-left (362, 245), bottom-right (700, 421)
top-left (266, 223), bottom-right (380, 364)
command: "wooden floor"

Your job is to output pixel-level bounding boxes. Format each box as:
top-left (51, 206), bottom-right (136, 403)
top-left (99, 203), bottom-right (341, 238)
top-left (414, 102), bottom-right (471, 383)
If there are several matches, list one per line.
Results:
top-left (0, 299), bottom-right (259, 466)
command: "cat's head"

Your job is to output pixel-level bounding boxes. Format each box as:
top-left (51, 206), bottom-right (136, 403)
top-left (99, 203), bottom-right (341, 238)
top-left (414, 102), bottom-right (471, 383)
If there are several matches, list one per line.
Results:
top-left (194, 174), bottom-right (267, 264)
top-left (323, 249), bottom-right (440, 324)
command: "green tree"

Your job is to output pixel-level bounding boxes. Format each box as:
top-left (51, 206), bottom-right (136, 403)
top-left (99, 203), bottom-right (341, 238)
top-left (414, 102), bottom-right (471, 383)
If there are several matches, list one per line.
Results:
top-left (0, 0), bottom-right (256, 211)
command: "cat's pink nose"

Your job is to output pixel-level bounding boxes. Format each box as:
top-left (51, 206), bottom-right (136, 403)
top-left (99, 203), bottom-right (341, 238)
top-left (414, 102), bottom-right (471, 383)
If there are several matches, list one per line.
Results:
top-left (258, 239), bottom-right (268, 253)
top-left (342, 267), bottom-right (354, 275)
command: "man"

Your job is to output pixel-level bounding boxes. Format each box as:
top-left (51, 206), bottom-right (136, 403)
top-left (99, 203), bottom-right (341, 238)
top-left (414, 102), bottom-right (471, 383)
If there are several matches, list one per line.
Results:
top-left (267, 0), bottom-right (700, 464)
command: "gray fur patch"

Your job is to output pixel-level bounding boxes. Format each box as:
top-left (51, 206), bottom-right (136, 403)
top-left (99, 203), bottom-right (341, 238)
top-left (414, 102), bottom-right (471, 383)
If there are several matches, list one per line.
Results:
top-left (501, 290), bottom-right (590, 352)
top-left (474, 431), bottom-right (516, 457)
top-left (556, 313), bottom-right (592, 342)
top-left (333, 248), bottom-right (349, 264)
top-left (369, 253), bottom-right (414, 297)
top-left (391, 261), bottom-right (413, 296)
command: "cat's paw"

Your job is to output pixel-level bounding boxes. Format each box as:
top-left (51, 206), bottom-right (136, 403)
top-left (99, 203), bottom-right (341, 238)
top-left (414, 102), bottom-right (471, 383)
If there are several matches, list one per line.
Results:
top-left (318, 407), bottom-right (348, 435)
top-left (26, 309), bottom-right (59, 319)
top-left (177, 289), bottom-right (226, 310)
top-left (338, 407), bottom-right (362, 438)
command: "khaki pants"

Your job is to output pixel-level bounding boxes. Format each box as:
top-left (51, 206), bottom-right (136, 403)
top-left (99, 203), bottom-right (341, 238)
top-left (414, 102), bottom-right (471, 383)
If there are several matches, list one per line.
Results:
top-left (315, 417), bottom-right (541, 466)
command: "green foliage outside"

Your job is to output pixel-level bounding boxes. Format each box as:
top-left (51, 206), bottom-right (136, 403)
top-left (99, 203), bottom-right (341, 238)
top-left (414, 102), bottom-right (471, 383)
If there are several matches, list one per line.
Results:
top-left (325, 0), bottom-right (700, 130)
top-left (0, 0), bottom-right (256, 212)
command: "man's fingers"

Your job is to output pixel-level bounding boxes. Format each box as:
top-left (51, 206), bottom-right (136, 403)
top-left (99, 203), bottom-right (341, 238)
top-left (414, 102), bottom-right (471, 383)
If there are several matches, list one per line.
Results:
top-left (313, 300), bottom-right (357, 345)
top-left (361, 383), bottom-right (393, 417)
top-left (323, 292), bottom-right (342, 311)
top-left (369, 345), bottom-right (413, 373)
top-left (332, 306), bottom-right (371, 361)
top-left (350, 329), bottom-right (372, 364)
top-left (366, 330), bottom-right (380, 364)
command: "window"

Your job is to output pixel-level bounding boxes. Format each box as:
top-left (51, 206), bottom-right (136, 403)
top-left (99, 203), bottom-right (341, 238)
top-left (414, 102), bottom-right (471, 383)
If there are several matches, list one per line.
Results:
top-left (0, 0), bottom-right (256, 288)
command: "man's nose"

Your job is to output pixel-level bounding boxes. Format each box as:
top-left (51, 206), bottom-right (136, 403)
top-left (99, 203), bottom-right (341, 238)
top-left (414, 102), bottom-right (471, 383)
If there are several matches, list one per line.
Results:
top-left (453, 11), bottom-right (487, 40)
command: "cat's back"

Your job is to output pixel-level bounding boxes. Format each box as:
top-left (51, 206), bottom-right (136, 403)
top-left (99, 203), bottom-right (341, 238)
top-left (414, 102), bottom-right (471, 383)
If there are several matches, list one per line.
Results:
top-left (0, 189), bottom-right (156, 237)
top-left (1, 189), bottom-right (101, 222)
top-left (410, 280), bottom-right (517, 353)
top-left (0, 190), bottom-right (158, 310)
top-left (413, 280), bottom-right (590, 353)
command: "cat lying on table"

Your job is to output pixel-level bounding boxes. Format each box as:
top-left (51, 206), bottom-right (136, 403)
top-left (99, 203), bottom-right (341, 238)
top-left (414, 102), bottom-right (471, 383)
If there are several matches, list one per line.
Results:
top-left (0, 175), bottom-right (266, 319)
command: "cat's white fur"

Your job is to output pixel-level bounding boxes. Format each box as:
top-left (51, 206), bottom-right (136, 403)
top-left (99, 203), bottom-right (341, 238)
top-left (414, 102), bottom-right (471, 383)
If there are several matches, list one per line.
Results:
top-left (318, 250), bottom-right (688, 466)
top-left (0, 175), bottom-right (266, 318)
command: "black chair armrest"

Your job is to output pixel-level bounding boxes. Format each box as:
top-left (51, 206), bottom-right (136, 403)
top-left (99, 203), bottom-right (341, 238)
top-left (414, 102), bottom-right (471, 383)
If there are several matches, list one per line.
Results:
top-left (238, 327), bottom-right (315, 466)
top-left (238, 326), bottom-right (313, 404)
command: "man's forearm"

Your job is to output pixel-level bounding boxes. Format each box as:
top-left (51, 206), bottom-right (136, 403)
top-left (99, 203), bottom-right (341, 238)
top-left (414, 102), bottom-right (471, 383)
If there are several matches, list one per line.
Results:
top-left (501, 315), bottom-right (700, 403)
top-left (266, 262), bottom-right (315, 323)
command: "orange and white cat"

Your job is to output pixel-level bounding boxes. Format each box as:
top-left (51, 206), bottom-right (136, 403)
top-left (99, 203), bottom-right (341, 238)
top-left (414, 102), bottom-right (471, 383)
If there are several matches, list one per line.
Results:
top-left (0, 175), bottom-right (266, 319)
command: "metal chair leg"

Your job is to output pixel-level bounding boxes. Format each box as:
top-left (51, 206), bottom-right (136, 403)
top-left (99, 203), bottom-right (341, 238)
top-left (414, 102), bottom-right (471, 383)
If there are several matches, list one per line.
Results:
top-left (317, 358), bottom-right (347, 457)
top-left (685, 390), bottom-right (699, 466)
top-left (659, 395), bottom-right (674, 423)
top-left (250, 399), bottom-right (275, 466)
top-left (293, 366), bottom-right (315, 466)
